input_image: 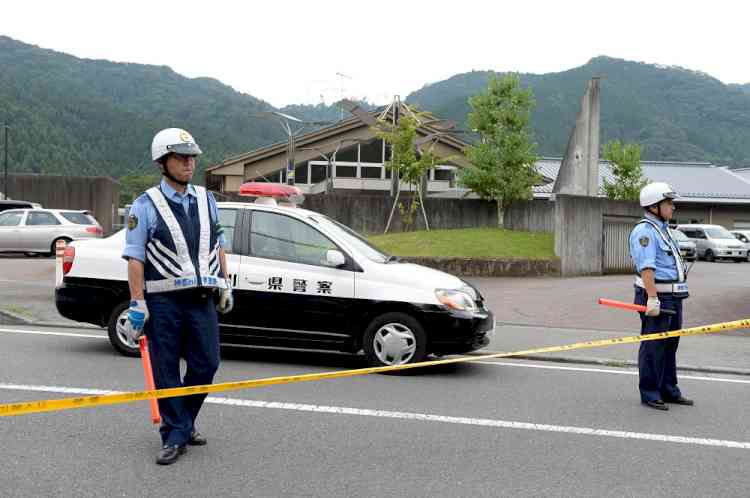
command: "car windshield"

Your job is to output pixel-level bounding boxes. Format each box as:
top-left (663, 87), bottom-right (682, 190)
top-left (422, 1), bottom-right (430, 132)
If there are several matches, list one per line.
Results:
top-left (670, 229), bottom-right (688, 241)
top-left (310, 215), bottom-right (390, 263)
top-left (705, 227), bottom-right (736, 239)
top-left (60, 211), bottom-right (96, 225)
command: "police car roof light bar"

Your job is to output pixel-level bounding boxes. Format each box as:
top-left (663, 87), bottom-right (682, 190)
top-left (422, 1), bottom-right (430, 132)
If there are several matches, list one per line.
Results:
top-left (239, 182), bottom-right (302, 197)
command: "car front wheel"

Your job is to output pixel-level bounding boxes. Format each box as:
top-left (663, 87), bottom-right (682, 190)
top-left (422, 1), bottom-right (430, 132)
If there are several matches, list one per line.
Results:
top-left (704, 250), bottom-right (715, 262)
top-left (362, 312), bottom-right (427, 367)
top-left (107, 301), bottom-right (140, 357)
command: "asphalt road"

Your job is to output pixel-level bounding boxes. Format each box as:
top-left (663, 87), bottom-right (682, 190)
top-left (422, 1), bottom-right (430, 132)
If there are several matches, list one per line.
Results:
top-left (1, 255), bottom-right (749, 332)
top-left (1, 324), bottom-right (749, 497)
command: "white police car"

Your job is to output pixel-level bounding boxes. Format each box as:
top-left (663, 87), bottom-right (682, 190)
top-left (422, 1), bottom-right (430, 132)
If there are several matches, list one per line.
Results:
top-left (55, 189), bottom-right (494, 367)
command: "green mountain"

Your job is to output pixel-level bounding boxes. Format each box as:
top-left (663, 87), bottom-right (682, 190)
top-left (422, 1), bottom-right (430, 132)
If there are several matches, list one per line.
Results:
top-left (0, 35), bottom-right (284, 178)
top-left (406, 57), bottom-right (750, 166)
top-left (2, 36), bottom-right (749, 179)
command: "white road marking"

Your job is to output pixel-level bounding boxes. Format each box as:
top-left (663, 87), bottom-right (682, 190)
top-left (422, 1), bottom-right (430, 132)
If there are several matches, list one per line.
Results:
top-left (1, 382), bottom-right (748, 450)
top-left (0, 327), bottom-right (105, 339)
top-left (475, 360), bottom-right (750, 384)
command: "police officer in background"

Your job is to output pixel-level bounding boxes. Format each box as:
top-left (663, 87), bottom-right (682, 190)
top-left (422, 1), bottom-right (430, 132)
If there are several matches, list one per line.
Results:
top-left (120, 128), bottom-right (234, 464)
top-left (629, 182), bottom-right (693, 411)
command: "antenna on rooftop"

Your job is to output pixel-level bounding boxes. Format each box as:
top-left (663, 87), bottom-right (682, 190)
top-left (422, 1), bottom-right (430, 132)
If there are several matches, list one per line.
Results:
top-left (336, 72), bottom-right (352, 121)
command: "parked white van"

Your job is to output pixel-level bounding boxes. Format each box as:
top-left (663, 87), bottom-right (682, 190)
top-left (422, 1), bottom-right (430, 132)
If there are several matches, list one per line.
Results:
top-left (675, 224), bottom-right (747, 262)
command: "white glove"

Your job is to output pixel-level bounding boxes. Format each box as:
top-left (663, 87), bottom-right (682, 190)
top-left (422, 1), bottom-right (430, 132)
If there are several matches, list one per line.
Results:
top-left (645, 296), bottom-right (661, 317)
top-left (116, 299), bottom-right (149, 343)
top-left (217, 280), bottom-right (234, 314)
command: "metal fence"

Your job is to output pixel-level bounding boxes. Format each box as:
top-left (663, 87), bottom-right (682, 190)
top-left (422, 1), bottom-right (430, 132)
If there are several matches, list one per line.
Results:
top-left (602, 217), bottom-right (637, 274)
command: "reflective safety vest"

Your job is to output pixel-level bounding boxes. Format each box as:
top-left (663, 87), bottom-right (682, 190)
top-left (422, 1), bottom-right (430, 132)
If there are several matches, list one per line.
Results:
top-left (634, 218), bottom-right (686, 283)
top-left (143, 186), bottom-right (226, 293)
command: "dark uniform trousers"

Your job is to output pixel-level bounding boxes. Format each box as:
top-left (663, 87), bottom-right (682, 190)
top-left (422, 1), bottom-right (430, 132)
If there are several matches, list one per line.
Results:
top-left (145, 288), bottom-right (220, 447)
top-left (634, 287), bottom-right (684, 403)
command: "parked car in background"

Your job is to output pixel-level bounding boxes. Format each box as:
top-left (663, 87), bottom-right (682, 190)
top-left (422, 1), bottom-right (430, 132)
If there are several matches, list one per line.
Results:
top-left (0, 199), bottom-right (42, 213)
top-left (669, 228), bottom-right (697, 262)
top-left (676, 224), bottom-right (747, 262)
top-left (0, 209), bottom-right (103, 256)
top-left (730, 230), bottom-right (750, 262)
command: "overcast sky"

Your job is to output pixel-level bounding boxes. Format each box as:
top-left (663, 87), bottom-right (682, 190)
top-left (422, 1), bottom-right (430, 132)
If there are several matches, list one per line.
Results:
top-left (2, 1), bottom-right (747, 107)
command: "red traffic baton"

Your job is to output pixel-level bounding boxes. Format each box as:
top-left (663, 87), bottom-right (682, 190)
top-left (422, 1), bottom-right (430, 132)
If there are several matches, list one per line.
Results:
top-left (598, 298), bottom-right (676, 315)
top-left (139, 336), bottom-right (161, 425)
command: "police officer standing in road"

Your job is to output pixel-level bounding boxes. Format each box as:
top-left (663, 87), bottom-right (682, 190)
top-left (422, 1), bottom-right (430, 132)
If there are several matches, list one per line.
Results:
top-left (120, 128), bottom-right (234, 464)
top-left (629, 182), bottom-right (693, 411)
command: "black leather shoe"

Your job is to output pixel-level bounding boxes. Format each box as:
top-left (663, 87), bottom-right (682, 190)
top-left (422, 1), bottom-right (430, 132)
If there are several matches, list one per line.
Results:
top-left (188, 430), bottom-right (207, 446)
top-left (156, 444), bottom-right (186, 465)
top-left (643, 400), bottom-right (669, 411)
top-left (665, 396), bottom-right (694, 406)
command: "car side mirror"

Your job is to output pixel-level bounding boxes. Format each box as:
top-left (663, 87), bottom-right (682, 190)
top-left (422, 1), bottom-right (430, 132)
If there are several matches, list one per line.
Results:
top-left (324, 249), bottom-right (346, 268)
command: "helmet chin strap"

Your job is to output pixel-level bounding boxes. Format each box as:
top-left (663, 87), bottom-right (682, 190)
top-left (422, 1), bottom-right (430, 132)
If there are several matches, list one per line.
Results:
top-left (159, 163), bottom-right (189, 186)
top-left (648, 202), bottom-right (667, 222)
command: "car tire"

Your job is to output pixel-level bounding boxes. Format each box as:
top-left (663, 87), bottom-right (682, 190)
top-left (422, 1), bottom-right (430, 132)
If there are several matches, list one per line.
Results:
top-left (362, 312), bottom-right (427, 367)
top-left (704, 250), bottom-right (715, 262)
top-left (49, 237), bottom-right (72, 257)
top-left (107, 300), bottom-right (140, 357)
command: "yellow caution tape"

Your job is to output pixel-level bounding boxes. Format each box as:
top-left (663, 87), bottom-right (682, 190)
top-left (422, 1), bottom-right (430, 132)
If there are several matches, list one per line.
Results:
top-left (1, 318), bottom-right (748, 417)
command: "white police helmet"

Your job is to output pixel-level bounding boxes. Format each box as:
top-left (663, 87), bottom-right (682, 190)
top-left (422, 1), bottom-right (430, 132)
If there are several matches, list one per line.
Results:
top-left (640, 182), bottom-right (677, 207)
top-left (151, 128), bottom-right (202, 162)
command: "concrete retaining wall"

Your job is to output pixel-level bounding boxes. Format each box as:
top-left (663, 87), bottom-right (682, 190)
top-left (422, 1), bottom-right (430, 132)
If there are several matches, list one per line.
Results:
top-left (504, 199), bottom-right (555, 233)
top-left (224, 192), bottom-right (499, 234)
top-left (553, 194), bottom-right (641, 276)
top-left (401, 257), bottom-right (560, 277)
top-left (4, 174), bottom-right (120, 234)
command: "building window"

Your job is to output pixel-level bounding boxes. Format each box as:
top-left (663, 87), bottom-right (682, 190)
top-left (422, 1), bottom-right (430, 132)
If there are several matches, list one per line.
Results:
top-left (361, 166), bottom-right (382, 179)
top-left (335, 145), bottom-right (357, 162)
top-left (359, 139), bottom-right (384, 163)
top-left (295, 163), bottom-right (308, 184)
top-left (336, 165), bottom-right (357, 178)
top-left (310, 164), bottom-right (327, 184)
top-left (434, 169), bottom-right (453, 181)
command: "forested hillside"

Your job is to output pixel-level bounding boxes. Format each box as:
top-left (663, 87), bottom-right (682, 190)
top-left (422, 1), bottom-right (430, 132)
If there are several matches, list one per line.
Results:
top-left (0, 36), bottom-right (282, 178)
top-left (2, 36), bottom-right (749, 182)
top-left (407, 57), bottom-right (750, 166)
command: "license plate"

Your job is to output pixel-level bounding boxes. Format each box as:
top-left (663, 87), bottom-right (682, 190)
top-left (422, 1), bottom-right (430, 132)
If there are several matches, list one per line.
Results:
top-left (680, 250), bottom-right (687, 256)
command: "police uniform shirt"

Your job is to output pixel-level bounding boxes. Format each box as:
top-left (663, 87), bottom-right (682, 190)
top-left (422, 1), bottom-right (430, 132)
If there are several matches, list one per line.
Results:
top-left (628, 212), bottom-right (680, 282)
top-left (122, 179), bottom-right (226, 263)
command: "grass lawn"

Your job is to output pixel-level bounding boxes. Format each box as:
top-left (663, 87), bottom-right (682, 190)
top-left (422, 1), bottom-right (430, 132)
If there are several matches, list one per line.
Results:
top-left (367, 227), bottom-right (556, 259)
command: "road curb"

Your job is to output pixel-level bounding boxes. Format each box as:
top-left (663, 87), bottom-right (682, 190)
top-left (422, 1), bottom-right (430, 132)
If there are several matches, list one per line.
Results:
top-left (0, 309), bottom-right (34, 325)
top-left (0, 314), bottom-right (101, 330)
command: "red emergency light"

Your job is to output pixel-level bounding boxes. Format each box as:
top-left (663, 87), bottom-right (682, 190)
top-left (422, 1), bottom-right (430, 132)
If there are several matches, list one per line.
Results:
top-left (239, 182), bottom-right (302, 198)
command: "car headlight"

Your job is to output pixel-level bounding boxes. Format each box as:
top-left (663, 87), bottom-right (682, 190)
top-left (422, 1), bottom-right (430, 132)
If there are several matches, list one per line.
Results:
top-left (435, 289), bottom-right (477, 312)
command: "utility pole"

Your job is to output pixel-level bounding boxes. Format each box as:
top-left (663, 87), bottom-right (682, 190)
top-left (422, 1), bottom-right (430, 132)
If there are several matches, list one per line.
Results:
top-left (3, 124), bottom-right (8, 201)
top-left (253, 112), bottom-right (332, 185)
top-left (335, 72), bottom-right (351, 121)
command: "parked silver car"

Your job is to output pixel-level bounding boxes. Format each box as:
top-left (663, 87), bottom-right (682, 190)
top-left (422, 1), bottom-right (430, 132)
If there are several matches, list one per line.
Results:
top-left (676, 224), bottom-right (747, 262)
top-left (730, 230), bottom-right (750, 262)
top-left (0, 209), bottom-right (103, 256)
top-left (669, 228), bottom-right (697, 262)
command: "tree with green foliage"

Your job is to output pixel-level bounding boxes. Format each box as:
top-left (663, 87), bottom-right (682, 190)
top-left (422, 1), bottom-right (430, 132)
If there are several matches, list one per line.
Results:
top-left (459, 74), bottom-right (540, 227)
top-left (374, 114), bottom-right (437, 232)
top-left (119, 173), bottom-right (161, 204)
top-left (602, 140), bottom-right (648, 201)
